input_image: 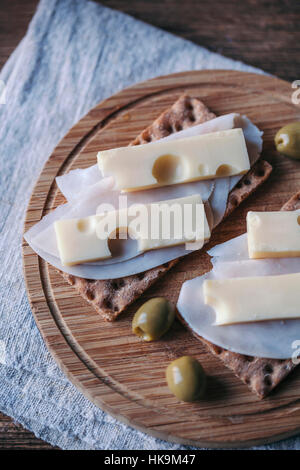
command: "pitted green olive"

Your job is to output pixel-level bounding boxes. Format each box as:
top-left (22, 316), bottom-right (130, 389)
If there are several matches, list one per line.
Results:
top-left (275, 122), bottom-right (300, 160)
top-left (132, 297), bottom-right (175, 341)
top-left (166, 356), bottom-right (206, 402)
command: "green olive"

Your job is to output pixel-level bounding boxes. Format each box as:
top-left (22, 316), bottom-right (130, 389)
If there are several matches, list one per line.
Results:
top-left (132, 297), bottom-right (175, 341)
top-left (275, 122), bottom-right (300, 160)
top-left (166, 356), bottom-right (206, 402)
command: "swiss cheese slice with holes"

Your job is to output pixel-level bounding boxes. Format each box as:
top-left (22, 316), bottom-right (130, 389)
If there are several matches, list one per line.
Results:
top-left (54, 194), bottom-right (210, 266)
top-left (203, 272), bottom-right (300, 325)
top-left (97, 128), bottom-right (250, 192)
top-left (247, 210), bottom-right (300, 259)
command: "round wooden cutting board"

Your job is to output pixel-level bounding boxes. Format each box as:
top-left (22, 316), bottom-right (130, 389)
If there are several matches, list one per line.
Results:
top-left (23, 71), bottom-right (300, 448)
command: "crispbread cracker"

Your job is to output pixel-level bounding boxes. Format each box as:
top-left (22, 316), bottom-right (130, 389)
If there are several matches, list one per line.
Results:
top-left (130, 95), bottom-right (216, 145)
top-left (61, 260), bottom-right (179, 322)
top-left (224, 159), bottom-right (272, 219)
top-left (60, 94), bottom-right (272, 321)
top-left (180, 191), bottom-right (300, 399)
top-left (281, 190), bottom-right (300, 211)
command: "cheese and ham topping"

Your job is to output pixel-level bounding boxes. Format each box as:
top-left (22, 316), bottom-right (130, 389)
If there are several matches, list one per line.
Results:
top-left (177, 234), bottom-right (300, 359)
top-left (54, 194), bottom-right (210, 266)
top-left (203, 272), bottom-right (300, 325)
top-left (24, 114), bottom-right (263, 280)
top-left (98, 128), bottom-right (250, 192)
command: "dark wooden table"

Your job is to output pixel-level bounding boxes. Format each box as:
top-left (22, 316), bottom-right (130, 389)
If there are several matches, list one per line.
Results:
top-left (1, 0), bottom-right (299, 450)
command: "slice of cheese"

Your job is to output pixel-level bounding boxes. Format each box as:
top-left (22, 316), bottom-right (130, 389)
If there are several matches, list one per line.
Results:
top-left (203, 273), bottom-right (300, 325)
top-left (98, 128), bottom-right (250, 192)
top-left (54, 194), bottom-right (210, 266)
top-left (247, 210), bottom-right (300, 259)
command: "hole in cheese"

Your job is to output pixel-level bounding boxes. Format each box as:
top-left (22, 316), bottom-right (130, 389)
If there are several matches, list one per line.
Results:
top-left (107, 227), bottom-right (138, 258)
top-left (152, 154), bottom-right (183, 185)
top-left (77, 218), bottom-right (95, 234)
top-left (216, 164), bottom-right (237, 177)
top-left (198, 164), bottom-right (209, 176)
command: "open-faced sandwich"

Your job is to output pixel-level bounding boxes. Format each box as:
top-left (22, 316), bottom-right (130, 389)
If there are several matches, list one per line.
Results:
top-left (24, 95), bottom-right (271, 316)
top-left (25, 94), bottom-right (300, 401)
top-left (177, 191), bottom-right (300, 398)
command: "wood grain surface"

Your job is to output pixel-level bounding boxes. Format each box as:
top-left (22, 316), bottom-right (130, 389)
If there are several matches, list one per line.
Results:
top-left (1, 0), bottom-right (300, 450)
top-left (23, 71), bottom-right (300, 448)
top-left (1, 0), bottom-right (299, 81)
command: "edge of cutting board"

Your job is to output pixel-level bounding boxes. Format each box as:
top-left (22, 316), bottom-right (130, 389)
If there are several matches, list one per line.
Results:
top-left (23, 70), bottom-right (300, 448)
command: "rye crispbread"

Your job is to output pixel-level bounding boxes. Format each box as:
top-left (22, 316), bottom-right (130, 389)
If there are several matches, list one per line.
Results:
top-left (180, 191), bottom-right (300, 399)
top-left (60, 95), bottom-right (272, 322)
